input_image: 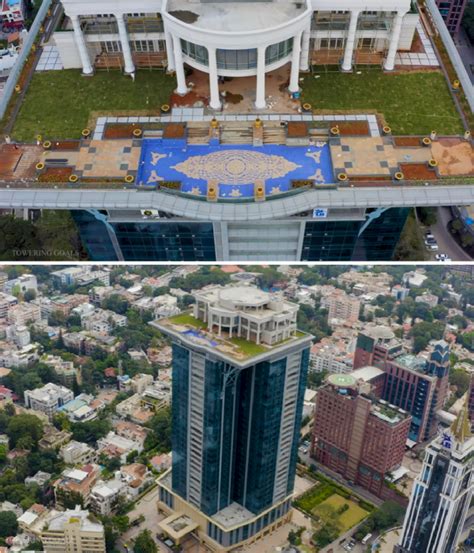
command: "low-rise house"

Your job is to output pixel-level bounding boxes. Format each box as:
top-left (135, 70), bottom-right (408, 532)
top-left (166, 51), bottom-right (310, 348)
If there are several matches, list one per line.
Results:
top-left (130, 373), bottom-right (153, 394)
top-left (58, 394), bottom-right (97, 423)
top-left (115, 393), bottom-right (154, 425)
top-left (0, 500), bottom-right (23, 518)
top-left (17, 504), bottom-right (49, 537)
top-left (89, 479), bottom-right (125, 516)
top-left (25, 471), bottom-right (52, 490)
top-left (41, 354), bottom-right (79, 387)
top-left (114, 421), bottom-right (148, 448)
top-left (54, 464), bottom-right (101, 508)
top-left (150, 453), bottom-right (171, 472)
top-left (38, 425), bottom-right (72, 451)
top-left (97, 432), bottom-right (143, 464)
top-left (60, 441), bottom-right (96, 466)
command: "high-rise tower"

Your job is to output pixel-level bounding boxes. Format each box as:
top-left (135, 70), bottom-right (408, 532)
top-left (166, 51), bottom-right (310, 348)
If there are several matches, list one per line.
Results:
top-left (152, 286), bottom-right (312, 551)
top-left (397, 396), bottom-right (474, 553)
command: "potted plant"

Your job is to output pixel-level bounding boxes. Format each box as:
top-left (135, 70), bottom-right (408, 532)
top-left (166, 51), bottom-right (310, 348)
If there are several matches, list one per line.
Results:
top-left (330, 126), bottom-right (340, 136)
top-left (394, 172), bottom-right (404, 181)
top-left (382, 126), bottom-right (391, 135)
top-left (302, 103), bottom-right (312, 112)
top-left (69, 174), bottom-right (79, 183)
top-left (43, 140), bottom-right (51, 150)
top-left (422, 137), bottom-right (431, 146)
top-left (36, 162), bottom-right (45, 171)
top-left (161, 104), bottom-right (171, 114)
top-left (82, 128), bottom-right (91, 138)
top-left (337, 172), bottom-right (348, 182)
top-left (125, 175), bottom-right (135, 183)
top-left (133, 128), bottom-right (143, 138)
top-left (428, 159), bottom-right (438, 168)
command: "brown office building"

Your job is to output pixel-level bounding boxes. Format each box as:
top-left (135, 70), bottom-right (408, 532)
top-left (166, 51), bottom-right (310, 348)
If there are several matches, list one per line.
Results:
top-left (312, 371), bottom-right (411, 498)
top-left (353, 326), bottom-right (403, 371)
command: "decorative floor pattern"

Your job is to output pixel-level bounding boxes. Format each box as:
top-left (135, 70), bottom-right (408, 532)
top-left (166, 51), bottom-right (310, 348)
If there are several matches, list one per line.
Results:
top-left (36, 45), bottom-right (63, 71)
top-left (137, 140), bottom-right (334, 198)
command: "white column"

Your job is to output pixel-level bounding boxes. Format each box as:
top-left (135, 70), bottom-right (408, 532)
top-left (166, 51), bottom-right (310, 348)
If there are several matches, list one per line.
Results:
top-left (255, 45), bottom-right (266, 110)
top-left (208, 47), bottom-right (221, 110)
top-left (116, 13), bottom-right (135, 74)
top-left (289, 32), bottom-right (303, 93)
top-left (341, 10), bottom-right (359, 72)
top-left (300, 25), bottom-right (311, 72)
top-left (165, 31), bottom-right (175, 72)
top-left (70, 14), bottom-right (93, 75)
top-left (384, 11), bottom-right (405, 71)
top-left (173, 35), bottom-right (188, 95)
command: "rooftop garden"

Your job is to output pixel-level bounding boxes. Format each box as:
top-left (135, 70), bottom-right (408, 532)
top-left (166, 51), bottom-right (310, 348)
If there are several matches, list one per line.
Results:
top-left (161, 313), bottom-right (305, 361)
top-left (10, 69), bottom-right (175, 142)
top-left (301, 69), bottom-right (464, 135)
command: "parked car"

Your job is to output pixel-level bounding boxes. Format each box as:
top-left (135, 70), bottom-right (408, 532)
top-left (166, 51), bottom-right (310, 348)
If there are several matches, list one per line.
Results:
top-left (435, 253), bottom-right (451, 261)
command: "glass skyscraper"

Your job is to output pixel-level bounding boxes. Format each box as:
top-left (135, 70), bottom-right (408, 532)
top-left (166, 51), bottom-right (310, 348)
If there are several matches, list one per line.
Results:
top-left (153, 286), bottom-right (311, 551)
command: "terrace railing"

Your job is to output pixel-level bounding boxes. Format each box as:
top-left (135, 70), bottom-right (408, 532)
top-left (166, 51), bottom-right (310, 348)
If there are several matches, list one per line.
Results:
top-left (0, 0), bottom-right (53, 120)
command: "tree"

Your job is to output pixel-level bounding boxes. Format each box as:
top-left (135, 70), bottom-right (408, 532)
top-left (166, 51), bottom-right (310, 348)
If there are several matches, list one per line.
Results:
top-left (134, 529), bottom-right (157, 553)
top-left (24, 289), bottom-right (37, 302)
top-left (103, 294), bottom-right (130, 315)
top-left (0, 510), bottom-right (18, 538)
top-left (449, 368), bottom-right (471, 398)
top-left (145, 407), bottom-right (172, 452)
top-left (6, 414), bottom-right (44, 449)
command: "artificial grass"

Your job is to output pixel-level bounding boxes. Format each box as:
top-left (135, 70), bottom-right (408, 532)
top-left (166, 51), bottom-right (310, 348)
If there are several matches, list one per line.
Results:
top-left (11, 69), bottom-right (176, 141)
top-left (168, 313), bottom-right (208, 329)
top-left (229, 337), bottom-right (267, 357)
top-left (313, 493), bottom-right (370, 532)
top-left (301, 69), bottom-right (464, 135)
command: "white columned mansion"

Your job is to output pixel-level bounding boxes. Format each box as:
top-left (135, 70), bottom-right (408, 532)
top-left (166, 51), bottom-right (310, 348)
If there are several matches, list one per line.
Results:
top-left (56, 0), bottom-right (419, 109)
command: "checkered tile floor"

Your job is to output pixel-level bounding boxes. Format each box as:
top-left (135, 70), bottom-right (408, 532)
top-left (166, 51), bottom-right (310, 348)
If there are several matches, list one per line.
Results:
top-left (36, 45), bottom-right (63, 71)
top-left (396, 22), bottom-right (439, 67)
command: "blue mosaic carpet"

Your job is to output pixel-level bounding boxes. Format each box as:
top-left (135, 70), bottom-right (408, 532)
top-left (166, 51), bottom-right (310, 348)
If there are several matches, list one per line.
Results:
top-left (136, 140), bottom-right (333, 198)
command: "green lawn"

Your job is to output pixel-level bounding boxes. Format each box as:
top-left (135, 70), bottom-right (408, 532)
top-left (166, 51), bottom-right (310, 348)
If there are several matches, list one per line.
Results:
top-left (301, 69), bottom-right (463, 135)
top-left (313, 494), bottom-right (369, 532)
top-left (11, 69), bottom-right (176, 141)
top-left (168, 313), bottom-right (208, 329)
top-left (229, 337), bottom-right (267, 357)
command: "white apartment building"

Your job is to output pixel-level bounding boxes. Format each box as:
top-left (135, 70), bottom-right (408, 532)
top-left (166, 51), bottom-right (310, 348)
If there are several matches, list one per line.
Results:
top-left (6, 324), bottom-right (31, 348)
top-left (81, 308), bottom-right (127, 334)
top-left (3, 274), bottom-right (38, 295)
top-left (194, 285), bottom-right (298, 345)
top-left (60, 440), bottom-right (97, 466)
top-left (57, 0), bottom-right (417, 110)
top-left (24, 383), bottom-right (74, 420)
top-left (310, 342), bottom-right (353, 373)
top-left (41, 507), bottom-right (106, 553)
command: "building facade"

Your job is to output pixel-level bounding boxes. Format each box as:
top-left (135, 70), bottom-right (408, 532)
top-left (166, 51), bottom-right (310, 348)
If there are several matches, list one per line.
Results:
top-left (435, 0), bottom-right (468, 34)
top-left (312, 373), bottom-right (411, 497)
top-left (72, 206), bottom-right (412, 263)
top-left (353, 326), bottom-right (403, 370)
top-left (153, 286), bottom-right (312, 551)
top-left (397, 398), bottom-right (473, 553)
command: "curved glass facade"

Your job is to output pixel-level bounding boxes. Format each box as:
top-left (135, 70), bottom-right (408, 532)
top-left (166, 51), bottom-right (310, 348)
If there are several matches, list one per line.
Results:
top-left (181, 38), bottom-right (209, 66)
top-left (216, 48), bottom-right (257, 70)
top-left (265, 38), bottom-right (293, 65)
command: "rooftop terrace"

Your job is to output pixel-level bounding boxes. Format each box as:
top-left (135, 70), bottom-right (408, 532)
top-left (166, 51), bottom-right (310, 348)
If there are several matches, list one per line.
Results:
top-left (152, 310), bottom-right (309, 363)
